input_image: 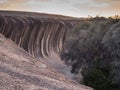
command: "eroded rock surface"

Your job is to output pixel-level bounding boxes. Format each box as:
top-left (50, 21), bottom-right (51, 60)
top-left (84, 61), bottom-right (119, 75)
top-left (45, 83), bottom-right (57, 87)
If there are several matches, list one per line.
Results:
top-left (0, 11), bottom-right (92, 90)
top-left (0, 11), bottom-right (81, 77)
top-left (0, 34), bottom-right (92, 90)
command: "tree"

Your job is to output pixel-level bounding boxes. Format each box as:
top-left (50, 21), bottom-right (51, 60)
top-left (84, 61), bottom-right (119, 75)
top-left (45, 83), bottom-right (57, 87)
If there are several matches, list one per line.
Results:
top-left (60, 17), bottom-right (120, 90)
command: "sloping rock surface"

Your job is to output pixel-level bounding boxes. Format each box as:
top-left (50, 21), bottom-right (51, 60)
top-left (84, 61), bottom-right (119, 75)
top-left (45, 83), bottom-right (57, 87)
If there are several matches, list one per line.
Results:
top-left (0, 34), bottom-right (92, 90)
top-left (0, 11), bottom-right (92, 90)
top-left (0, 10), bottom-right (80, 80)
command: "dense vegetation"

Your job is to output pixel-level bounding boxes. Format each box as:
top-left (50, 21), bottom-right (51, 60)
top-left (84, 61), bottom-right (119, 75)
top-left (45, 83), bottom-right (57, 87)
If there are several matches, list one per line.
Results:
top-left (60, 16), bottom-right (120, 90)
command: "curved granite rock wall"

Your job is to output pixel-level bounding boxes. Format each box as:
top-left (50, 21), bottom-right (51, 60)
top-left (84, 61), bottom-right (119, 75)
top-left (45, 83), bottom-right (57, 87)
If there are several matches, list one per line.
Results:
top-left (0, 11), bottom-right (80, 59)
top-left (0, 11), bottom-right (94, 90)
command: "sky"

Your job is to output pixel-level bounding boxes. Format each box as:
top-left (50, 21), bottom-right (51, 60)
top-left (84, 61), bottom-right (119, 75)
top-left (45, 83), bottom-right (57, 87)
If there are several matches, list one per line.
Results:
top-left (0, 0), bottom-right (120, 17)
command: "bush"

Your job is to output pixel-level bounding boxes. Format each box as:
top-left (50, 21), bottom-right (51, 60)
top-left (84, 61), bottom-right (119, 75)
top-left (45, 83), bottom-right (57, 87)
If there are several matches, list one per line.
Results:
top-left (82, 60), bottom-right (117, 90)
top-left (60, 17), bottom-right (120, 90)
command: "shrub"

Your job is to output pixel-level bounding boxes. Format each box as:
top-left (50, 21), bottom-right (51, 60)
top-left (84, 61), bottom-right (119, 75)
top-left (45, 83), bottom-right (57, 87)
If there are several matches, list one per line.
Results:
top-left (60, 17), bottom-right (120, 90)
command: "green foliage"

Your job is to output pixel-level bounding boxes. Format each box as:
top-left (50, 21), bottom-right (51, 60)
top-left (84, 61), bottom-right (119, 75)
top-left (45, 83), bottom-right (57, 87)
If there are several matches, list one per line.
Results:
top-left (77, 21), bottom-right (92, 30)
top-left (82, 61), bottom-right (117, 90)
top-left (83, 69), bottom-right (111, 90)
top-left (60, 17), bottom-right (120, 90)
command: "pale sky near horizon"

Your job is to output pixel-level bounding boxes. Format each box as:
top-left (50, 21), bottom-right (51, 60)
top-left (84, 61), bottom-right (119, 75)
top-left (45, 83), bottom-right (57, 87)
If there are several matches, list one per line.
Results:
top-left (0, 0), bottom-right (120, 17)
